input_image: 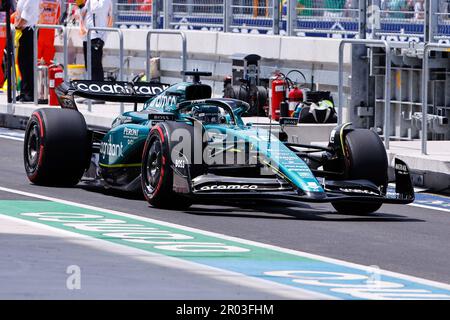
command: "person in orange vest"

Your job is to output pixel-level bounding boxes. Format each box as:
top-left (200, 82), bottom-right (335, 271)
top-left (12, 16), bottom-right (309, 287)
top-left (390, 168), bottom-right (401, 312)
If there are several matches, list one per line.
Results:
top-left (0, 1), bottom-right (17, 88)
top-left (0, 11), bottom-right (7, 88)
top-left (139, 0), bottom-right (152, 12)
top-left (38, 0), bottom-right (61, 65)
top-left (0, 1), bottom-right (16, 88)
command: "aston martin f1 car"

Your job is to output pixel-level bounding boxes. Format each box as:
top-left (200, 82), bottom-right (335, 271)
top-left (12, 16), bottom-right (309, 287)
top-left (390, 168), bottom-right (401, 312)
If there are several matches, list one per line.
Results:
top-left (23, 71), bottom-right (414, 214)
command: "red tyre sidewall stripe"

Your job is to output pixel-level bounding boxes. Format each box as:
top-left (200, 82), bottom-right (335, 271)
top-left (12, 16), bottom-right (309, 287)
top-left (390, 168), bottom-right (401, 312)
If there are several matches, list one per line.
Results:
top-left (29, 112), bottom-right (45, 181)
top-left (32, 112), bottom-right (44, 138)
top-left (155, 126), bottom-right (165, 143)
top-left (153, 126), bottom-right (166, 196)
top-left (154, 157), bottom-right (165, 196)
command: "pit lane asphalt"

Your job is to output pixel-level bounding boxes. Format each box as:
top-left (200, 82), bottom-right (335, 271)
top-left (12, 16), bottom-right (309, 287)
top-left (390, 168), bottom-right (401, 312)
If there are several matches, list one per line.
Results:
top-left (1, 135), bottom-right (450, 287)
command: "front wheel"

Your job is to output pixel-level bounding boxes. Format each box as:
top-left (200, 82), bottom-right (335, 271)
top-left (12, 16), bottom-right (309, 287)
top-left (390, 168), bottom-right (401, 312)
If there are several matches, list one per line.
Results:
top-left (331, 129), bottom-right (387, 215)
top-left (141, 125), bottom-right (192, 209)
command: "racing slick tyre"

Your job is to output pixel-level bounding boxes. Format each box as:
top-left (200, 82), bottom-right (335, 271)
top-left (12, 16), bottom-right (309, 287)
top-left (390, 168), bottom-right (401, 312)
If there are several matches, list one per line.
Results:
top-left (331, 129), bottom-right (388, 215)
top-left (24, 108), bottom-right (90, 186)
top-left (141, 123), bottom-right (193, 209)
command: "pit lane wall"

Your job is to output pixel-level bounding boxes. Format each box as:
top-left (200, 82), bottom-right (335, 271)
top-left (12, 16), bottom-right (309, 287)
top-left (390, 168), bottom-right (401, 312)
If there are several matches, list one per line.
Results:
top-left (56, 28), bottom-right (352, 121)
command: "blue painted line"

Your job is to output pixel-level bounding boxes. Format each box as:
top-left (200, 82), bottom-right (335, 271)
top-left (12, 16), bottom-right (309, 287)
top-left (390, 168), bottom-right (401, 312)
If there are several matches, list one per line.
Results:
top-left (193, 258), bottom-right (450, 300)
top-left (414, 193), bottom-right (450, 211)
top-left (388, 186), bottom-right (449, 212)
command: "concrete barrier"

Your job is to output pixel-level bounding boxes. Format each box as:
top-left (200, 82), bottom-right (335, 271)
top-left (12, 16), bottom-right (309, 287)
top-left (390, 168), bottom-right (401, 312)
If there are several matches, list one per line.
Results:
top-left (54, 28), bottom-right (352, 98)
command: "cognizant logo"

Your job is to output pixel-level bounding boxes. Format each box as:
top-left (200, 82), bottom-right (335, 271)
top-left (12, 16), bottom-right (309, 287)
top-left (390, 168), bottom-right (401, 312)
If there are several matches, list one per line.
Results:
top-left (74, 82), bottom-right (169, 96)
top-left (100, 137), bottom-right (123, 157)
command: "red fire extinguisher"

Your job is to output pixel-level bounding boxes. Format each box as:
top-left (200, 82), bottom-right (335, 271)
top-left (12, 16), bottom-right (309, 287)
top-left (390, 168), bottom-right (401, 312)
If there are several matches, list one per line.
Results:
top-left (288, 86), bottom-right (303, 117)
top-left (48, 64), bottom-right (64, 106)
top-left (270, 76), bottom-right (286, 121)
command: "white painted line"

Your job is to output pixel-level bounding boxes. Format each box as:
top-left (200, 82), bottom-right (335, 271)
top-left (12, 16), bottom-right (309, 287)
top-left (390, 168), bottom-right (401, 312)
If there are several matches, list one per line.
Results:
top-left (0, 135), bottom-right (24, 142)
top-left (1, 185), bottom-right (450, 292)
top-left (0, 188), bottom-right (330, 300)
top-left (0, 128), bottom-right (25, 137)
top-left (409, 203), bottom-right (450, 213)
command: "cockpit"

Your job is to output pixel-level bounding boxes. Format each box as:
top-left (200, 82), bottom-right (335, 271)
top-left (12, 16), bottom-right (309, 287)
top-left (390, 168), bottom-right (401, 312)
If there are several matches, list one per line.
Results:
top-left (179, 104), bottom-right (230, 125)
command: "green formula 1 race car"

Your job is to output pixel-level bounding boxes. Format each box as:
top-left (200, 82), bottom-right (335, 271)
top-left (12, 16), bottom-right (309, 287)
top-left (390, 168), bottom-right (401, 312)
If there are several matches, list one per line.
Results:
top-left (23, 72), bottom-right (414, 214)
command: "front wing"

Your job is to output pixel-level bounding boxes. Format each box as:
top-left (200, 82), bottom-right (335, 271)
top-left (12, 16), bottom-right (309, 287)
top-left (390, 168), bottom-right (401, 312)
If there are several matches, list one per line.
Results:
top-left (175, 158), bottom-right (415, 205)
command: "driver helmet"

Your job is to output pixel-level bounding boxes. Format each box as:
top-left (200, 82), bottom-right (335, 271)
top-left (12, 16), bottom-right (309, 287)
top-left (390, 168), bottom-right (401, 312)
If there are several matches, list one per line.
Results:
top-left (191, 105), bottom-right (224, 124)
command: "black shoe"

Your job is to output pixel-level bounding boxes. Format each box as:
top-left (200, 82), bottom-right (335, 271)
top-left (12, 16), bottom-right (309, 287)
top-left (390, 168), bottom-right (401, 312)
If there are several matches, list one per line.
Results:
top-left (18, 95), bottom-right (34, 103)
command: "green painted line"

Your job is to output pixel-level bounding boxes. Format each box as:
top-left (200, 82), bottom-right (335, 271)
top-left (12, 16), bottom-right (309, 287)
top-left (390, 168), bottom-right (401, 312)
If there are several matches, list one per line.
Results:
top-left (0, 200), bottom-right (305, 261)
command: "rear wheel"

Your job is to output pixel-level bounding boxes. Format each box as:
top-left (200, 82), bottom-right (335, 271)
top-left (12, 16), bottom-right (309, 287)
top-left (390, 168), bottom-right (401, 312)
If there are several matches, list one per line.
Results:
top-left (141, 125), bottom-right (192, 209)
top-left (24, 108), bottom-right (90, 186)
top-left (331, 129), bottom-right (387, 215)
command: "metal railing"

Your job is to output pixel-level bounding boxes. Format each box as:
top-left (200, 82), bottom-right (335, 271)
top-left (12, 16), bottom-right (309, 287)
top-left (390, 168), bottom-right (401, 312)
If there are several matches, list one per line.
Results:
top-left (290, 0), bottom-right (362, 37)
top-left (229, 0), bottom-right (279, 33)
top-left (109, 0), bottom-right (449, 40)
top-left (145, 30), bottom-right (188, 81)
top-left (431, 0), bottom-right (450, 41)
top-left (115, 0), bottom-right (155, 27)
top-left (33, 24), bottom-right (68, 105)
top-left (61, 1), bottom-right (448, 40)
top-left (421, 42), bottom-right (450, 155)
top-left (170, 0), bottom-right (225, 30)
top-left (338, 39), bottom-right (392, 149)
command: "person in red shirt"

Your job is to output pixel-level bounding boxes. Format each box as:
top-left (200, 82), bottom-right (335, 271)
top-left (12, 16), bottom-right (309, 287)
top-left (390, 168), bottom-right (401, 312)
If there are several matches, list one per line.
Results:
top-left (0, 1), bottom-right (16, 88)
top-left (0, 11), bottom-right (7, 87)
top-left (139, 0), bottom-right (152, 12)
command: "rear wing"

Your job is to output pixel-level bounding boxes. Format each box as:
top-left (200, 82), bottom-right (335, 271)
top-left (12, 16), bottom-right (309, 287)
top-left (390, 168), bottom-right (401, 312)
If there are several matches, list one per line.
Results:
top-left (56, 80), bottom-right (170, 109)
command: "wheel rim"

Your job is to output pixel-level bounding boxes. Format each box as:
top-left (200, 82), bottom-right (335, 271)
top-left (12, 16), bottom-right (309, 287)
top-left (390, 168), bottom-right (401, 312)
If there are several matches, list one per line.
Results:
top-left (144, 139), bottom-right (162, 194)
top-left (26, 124), bottom-right (41, 171)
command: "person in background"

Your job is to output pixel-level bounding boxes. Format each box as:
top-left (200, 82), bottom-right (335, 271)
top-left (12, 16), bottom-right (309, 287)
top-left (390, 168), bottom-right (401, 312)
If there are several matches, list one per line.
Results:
top-left (404, 0), bottom-right (416, 19)
top-left (15, 0), bottom-right (41, 102)
top-left (440, 0), bottom-right (450, 21)
top-left (0, 0), bottom-right (15, 87)
top-left (297, 0), bottom-right (313, 17)
top-left (38, 0), bottom-right (61, 65)
top-left (0, 11), bottom-right (7, 88)
top-left (324, 0), bottom-right (345, 18)
top-left (386, 0), bottom-right (407, 19)
top-left (77, 0), bottom-right (113, 82)
top-left (414, 0), bottom-right (424, 20)
top-left (380, 0), bottom-right (388, 18)
top-left (344, 0), bottom-right (358, 18)
top-left (139, 0), bottom-right (152, 13)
